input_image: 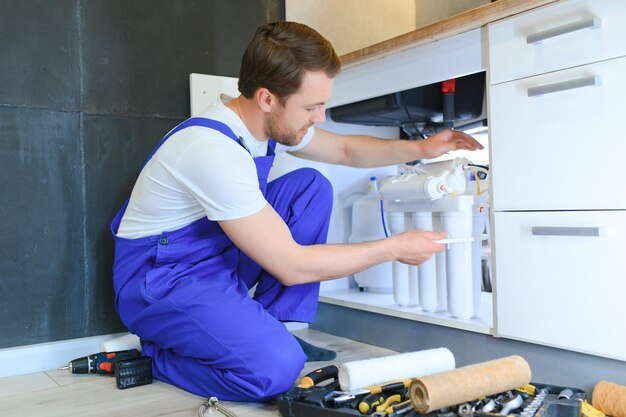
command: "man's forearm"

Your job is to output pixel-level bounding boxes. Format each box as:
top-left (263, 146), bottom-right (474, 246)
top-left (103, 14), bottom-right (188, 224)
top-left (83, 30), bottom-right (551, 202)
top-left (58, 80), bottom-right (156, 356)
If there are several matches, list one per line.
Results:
top-left (219, 205), bottom-right (446, 287)
top-left (338, 129), bottom-right (483, 168)
top-left (340, 134), bottom-right (424, 167)
top-left (281, 228), bottom-right (445, 286)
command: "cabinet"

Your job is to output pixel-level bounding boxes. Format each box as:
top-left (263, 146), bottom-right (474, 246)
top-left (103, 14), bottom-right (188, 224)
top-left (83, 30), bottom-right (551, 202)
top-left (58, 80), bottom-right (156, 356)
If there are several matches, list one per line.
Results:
top-left (488, 0), bottom-right (626, 85)
top-left (489, 0), bottom-right (626, 360)
top-left (493, 211), bottom-right (626, 360)
top-left (490, 56), bottom-right (626, 211)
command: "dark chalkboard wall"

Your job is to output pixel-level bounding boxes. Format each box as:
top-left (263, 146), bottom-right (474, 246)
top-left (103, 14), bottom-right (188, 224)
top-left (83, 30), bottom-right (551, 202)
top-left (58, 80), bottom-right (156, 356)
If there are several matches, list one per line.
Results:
top-left (0, 0), bottom-right (284, 349)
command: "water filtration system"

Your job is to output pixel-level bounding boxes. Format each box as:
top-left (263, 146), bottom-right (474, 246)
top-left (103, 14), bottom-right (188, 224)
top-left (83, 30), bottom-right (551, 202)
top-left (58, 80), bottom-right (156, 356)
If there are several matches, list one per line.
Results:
top-left (349, 177), bottom-right (393, 293)
top-left (352, 157), bottom-right (490, 320)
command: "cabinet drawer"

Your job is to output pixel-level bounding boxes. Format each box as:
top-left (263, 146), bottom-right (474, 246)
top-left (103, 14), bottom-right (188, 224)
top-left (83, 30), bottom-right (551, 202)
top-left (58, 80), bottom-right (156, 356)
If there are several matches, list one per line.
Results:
top-left (490, 56), bottom-right (626, 211)
top-left (489, 0), bottom-right (626, 85)
top-left (493, 211), bottom-right (626, 361)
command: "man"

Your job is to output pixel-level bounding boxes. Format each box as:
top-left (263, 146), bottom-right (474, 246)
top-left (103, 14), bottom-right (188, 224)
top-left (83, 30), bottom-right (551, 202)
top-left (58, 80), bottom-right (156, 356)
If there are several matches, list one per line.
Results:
top-left (110, 21), bottom-right (482, 402)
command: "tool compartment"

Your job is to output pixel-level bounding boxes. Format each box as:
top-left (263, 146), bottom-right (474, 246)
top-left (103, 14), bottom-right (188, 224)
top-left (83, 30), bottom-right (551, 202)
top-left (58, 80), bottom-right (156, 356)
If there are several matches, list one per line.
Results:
top-left (277, 382), bottom-right (587, 417)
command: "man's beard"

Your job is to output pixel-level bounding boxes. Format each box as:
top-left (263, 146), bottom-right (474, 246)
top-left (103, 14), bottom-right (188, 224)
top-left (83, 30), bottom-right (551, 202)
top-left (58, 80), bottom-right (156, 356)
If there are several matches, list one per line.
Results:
top-left (266, 111), bottom-right (309, 147)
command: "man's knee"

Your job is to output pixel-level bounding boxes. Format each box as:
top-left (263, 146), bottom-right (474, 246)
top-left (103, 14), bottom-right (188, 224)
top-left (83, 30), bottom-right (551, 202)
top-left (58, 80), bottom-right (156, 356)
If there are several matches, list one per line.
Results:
top-left (292, 168), bottom-right (333, 220)
top-left (245, 335), bottom-right (306, 401)
top-left (298, 167), bottom-right (333, 200)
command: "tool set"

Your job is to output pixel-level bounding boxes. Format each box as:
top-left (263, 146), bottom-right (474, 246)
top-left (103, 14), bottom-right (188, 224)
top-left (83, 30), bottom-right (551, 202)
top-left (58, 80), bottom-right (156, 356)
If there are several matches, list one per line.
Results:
top-left (277, 366), bottom-right (588, 417)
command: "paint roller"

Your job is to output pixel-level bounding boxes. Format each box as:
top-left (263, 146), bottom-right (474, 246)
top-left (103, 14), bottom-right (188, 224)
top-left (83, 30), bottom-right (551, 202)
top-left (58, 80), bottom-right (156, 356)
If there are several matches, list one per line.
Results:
top-left (338, 347), bottom-right (455, 392)
top-left (593, 380), bottom-right (626, 417)
top-left (409, 355), bottom-right (532, 413)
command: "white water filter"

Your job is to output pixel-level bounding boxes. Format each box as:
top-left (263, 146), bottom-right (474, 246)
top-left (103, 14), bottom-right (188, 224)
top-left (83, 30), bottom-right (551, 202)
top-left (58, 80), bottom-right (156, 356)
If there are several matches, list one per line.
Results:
top-left (412, 212), bottom-right (438, 312)
top-left (432, 213), bottom-right (447, 312)
top-left (349, 177), bottom-right (393, 293)
top-left (389, 211), bottom-right (416, 306)
top-left (441, 210), bottom-right (474, 319)
top-left (408, 264), bottom-right (419, 307)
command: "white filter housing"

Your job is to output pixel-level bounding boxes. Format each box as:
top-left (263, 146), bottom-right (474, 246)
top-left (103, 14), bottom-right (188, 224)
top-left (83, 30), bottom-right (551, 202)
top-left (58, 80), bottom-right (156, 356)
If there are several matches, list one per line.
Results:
top-left (378, 158), bottom-right (490, 316)
top-left (380, 158), bottom-right (470, 202)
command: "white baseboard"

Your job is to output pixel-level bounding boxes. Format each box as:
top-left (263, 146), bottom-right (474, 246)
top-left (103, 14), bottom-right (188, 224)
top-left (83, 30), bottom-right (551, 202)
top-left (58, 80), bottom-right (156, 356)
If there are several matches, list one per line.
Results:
top-left (0, 323), bottom-right (309, 378)
top-left (0, 333), bottom-right (129, 378)
top-left (284, 322), bottom-right (309, 332)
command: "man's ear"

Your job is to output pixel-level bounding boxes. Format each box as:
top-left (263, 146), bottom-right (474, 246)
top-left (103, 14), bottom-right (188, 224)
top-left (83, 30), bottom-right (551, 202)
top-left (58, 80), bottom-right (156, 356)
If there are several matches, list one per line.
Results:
top-left (255, 88), bottom-right (275, 113)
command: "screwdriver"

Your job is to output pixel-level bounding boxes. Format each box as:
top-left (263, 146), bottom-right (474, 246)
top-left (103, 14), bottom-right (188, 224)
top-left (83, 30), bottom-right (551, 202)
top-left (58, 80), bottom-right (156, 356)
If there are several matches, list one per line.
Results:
top-left (59, 349), bottom-right (140, 374)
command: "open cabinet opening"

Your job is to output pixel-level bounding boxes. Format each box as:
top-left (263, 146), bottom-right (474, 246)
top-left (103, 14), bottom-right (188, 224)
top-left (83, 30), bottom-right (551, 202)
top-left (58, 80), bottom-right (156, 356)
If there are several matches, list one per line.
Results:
top-left (317, 70), bottom-right (492, 334)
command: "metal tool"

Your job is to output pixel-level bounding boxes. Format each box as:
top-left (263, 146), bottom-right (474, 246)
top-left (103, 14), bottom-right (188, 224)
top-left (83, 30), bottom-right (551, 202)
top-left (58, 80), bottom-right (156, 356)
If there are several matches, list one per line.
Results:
top-left (331, 379), bottom-right (413, 403)
top-left (500, 394), bottom-right (523, 415)
top-left (458, 402), bottom-right (473, 417)
top-left (557, 389), bottom-right (574, 400)
top-left (385, 399), bottom-right (414, 416)
top-left (198, 397), bottom-right (238, 417)
top-left (481, 399), bottom-right (497, 413)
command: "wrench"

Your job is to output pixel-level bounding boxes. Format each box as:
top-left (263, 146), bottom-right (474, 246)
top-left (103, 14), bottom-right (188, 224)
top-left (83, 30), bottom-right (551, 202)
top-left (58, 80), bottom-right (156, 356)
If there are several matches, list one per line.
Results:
top-left (198, 396), bottom-right (238, 417)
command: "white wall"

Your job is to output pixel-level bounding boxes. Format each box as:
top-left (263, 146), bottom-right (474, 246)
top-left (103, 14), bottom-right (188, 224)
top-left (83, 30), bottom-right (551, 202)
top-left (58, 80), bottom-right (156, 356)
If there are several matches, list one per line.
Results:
top-left (285, 0), bottom-right (417, 55)
top-left (414, 0), bottom-right (489, 30)
top-left (286, 0), bottom-right (489, 55)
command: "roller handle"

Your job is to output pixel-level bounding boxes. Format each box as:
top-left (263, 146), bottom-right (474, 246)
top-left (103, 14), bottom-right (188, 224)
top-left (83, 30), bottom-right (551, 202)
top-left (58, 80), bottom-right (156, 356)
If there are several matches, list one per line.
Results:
top-left (369, 379), bottom-right (413, 394)
top-left (297, 365), bottom-right (339, 389)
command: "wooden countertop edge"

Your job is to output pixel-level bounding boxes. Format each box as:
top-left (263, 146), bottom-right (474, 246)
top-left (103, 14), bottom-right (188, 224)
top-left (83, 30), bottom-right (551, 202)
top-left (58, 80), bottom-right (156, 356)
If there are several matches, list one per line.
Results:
top-left (339, 0), bottom-right (559, 69)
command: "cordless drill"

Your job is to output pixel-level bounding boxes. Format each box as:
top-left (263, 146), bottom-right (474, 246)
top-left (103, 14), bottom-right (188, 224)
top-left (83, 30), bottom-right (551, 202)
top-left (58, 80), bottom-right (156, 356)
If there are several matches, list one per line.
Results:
top-left (59, 349), bottom-right (140, 374)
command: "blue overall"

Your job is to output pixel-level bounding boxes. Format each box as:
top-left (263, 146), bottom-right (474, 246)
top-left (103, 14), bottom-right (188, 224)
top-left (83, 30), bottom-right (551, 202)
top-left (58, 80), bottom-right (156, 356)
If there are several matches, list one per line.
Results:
top-left (110, 118), bottom-right (332, 401)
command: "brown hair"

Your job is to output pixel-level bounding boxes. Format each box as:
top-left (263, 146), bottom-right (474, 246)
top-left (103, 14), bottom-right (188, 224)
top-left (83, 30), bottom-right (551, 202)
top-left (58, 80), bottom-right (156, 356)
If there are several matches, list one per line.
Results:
top-left (238, 21), bottom-right (341, 103)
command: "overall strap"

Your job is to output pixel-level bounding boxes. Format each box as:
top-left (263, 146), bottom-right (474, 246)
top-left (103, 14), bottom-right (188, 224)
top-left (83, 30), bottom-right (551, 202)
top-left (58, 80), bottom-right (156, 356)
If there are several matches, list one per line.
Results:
top-left (267, 139), bottom-right (277, 156)
top-left (142, 118), bottom-right (241, 167)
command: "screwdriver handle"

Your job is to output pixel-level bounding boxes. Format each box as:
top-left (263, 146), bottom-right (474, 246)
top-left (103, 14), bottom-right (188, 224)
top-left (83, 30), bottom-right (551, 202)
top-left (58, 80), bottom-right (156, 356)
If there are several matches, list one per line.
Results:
top-left (297, 365), bottom-right (339, 389)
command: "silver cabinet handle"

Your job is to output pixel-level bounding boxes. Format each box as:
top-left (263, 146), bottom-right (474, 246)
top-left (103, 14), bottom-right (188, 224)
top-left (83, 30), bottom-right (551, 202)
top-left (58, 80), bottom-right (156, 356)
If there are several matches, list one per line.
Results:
top-left (531, 226), bottom-right (605, 237)
top-left (527, 17), bottom-right (601, 44)
top-left (527, 76), bottom-right (600, 97)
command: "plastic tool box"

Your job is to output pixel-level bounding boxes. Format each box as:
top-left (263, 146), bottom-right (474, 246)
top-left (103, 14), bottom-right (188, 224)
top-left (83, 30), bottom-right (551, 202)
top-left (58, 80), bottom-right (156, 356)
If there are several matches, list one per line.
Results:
top-left (277, 379), bottom-right (586, 417)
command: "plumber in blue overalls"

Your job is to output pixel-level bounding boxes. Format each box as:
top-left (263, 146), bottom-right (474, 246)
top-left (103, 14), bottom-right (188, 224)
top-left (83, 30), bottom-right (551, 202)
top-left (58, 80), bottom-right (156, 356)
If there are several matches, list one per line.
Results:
top-left (110, 21), bottom-right (483, 402)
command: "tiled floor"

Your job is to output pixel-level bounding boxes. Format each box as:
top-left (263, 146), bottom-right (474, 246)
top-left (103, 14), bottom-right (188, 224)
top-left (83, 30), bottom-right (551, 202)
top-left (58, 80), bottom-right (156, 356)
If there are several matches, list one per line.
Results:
top-left (0, 329), bottom-right (396, 417)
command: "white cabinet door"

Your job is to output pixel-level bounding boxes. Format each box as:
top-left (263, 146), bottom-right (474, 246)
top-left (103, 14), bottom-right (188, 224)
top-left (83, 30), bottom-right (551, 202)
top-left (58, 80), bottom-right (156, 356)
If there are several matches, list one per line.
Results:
top-left (489, 56), bottom-right (626, 211)
top-left (489, 0), bottom-right (626, 85)
top-left (493, 210), bottom-right (626, 361)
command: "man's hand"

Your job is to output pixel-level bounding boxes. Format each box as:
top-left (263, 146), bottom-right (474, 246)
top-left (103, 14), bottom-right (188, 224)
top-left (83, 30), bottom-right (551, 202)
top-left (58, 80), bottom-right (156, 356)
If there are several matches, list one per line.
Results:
top-left (418, 129), bottom-right (483, 160)
top-left (390, 229), bottom-right (447, 265)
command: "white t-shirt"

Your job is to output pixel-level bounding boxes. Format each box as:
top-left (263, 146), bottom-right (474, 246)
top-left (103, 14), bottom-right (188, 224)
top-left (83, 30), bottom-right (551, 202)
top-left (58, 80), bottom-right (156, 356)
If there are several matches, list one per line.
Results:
top-left (116, 95), bottom-right (315, 239)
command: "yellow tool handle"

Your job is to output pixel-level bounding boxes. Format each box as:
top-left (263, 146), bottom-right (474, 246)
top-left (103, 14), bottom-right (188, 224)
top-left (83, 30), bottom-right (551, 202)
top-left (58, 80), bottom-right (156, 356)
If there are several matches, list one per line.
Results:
top-left (516, 384), bottom-right (537, 396)
top-left (385, 399), bottom-right (413, 414)
top-left (358, 394), bottom-right (385, 414)
top-left (368, 379), bottom-right (413, 395)
top-left (376, 394), bottom-right (402, 412)
top-left (580, 400), bottom-right (605, 417)
top-left (297, 365), bottom-right (339, 389)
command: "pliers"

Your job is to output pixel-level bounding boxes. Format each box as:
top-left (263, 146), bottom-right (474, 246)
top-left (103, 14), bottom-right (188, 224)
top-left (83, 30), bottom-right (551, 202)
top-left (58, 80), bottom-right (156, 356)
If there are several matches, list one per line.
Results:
top-left (371, 398), bottom-right (414, 416)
